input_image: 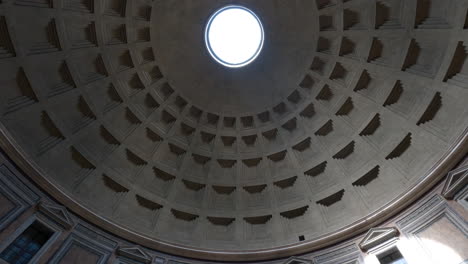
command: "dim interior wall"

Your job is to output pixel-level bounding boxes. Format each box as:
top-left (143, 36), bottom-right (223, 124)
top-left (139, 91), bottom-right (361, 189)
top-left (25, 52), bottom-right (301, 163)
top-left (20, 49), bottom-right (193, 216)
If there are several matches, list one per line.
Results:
top-left (0, 151), bottom-right (466, 264)
top-left (0, 0), bottom-right (466, 258)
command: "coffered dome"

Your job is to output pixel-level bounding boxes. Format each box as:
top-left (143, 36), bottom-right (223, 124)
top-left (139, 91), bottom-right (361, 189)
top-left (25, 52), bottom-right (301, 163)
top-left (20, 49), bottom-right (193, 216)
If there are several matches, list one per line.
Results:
top-left (0, 0), bottom-right (467, 261)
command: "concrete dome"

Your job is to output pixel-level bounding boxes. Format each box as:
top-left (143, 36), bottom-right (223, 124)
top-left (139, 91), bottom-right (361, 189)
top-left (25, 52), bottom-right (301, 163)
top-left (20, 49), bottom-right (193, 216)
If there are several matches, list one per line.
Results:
top-left (0, 0), bottom-right (467, 261)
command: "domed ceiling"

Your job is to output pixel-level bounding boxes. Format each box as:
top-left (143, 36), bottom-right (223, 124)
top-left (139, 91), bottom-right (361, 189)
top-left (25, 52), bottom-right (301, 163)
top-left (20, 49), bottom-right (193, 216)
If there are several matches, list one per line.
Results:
top-left (0, 0), bottom-right (467, 261)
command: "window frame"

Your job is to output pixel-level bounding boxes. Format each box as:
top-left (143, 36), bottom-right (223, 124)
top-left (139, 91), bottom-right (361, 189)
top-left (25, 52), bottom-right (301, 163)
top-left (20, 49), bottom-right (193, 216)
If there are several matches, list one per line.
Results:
top-left (375, 246), bottom-right (407, 264)
top-left (455, 185), bottom-right (468, 210)
top-left (0, 214), bottom-right (61, 264)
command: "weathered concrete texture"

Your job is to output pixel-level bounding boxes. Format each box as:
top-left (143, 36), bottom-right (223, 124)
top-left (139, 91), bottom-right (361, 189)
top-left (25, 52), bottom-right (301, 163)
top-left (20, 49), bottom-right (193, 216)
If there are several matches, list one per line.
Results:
top-left (0, 152), bottom-right (466, 264)
top-left (0, 0), bottom-right (466, 258)
top-left (151, 0), bottom-right (318, 115)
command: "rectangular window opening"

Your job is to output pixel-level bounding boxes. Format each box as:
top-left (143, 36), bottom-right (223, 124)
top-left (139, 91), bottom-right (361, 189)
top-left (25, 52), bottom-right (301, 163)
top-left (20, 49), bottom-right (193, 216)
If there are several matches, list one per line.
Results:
top-left (0, 221), bottom-right (53, 264)
top-left (377, 247), bottom-right (407, 264)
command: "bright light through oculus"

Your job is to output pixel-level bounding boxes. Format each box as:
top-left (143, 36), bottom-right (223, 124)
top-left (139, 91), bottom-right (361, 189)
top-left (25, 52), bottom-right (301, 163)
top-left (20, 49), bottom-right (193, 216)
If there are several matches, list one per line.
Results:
top-left (205, 6), bottom-right (264, 68)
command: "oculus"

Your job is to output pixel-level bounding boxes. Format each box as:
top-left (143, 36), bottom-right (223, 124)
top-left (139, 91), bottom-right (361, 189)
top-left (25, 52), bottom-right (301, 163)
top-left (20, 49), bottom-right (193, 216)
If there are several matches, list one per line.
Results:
top-left (205, 5), bottom-right (264, 68)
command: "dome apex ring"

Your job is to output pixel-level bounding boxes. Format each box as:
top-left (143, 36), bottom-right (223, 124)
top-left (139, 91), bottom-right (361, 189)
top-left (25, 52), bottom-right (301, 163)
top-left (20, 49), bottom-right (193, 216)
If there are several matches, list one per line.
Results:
top-left (205, 5), bottom-right (265, 68)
